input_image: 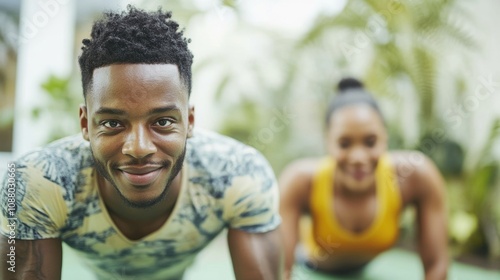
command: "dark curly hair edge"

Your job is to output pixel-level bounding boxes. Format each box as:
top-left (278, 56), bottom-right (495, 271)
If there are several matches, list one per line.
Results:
top-left (78, 5), bottom-right (194, 98)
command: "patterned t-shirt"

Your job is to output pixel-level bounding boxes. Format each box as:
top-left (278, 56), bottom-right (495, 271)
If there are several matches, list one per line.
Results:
top-left (0, 129), bottom-right (280, 279)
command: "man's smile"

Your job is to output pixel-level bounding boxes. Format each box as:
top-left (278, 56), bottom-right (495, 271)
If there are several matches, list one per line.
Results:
top-left (118, 165), bottom-right (164, 186)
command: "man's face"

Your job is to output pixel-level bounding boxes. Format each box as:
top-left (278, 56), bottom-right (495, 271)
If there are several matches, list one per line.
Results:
top-left (80, 64), bottom-right (194, 208)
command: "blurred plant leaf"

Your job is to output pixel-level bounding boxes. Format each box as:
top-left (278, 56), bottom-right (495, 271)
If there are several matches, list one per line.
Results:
top-left (214, 74), bottom-right (231, 102)
top-left (41, 75), bottom-right (71, 100)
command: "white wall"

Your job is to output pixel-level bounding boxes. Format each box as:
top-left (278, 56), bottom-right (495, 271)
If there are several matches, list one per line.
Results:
top-left (0, 0), bottom-right (75, 175)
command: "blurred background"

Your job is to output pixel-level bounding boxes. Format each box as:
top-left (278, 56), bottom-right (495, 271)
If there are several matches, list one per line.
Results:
top-left (0, 0), bottom-right (499, 278)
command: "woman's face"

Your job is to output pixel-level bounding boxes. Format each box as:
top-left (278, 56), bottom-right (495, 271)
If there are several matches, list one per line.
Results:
top-left (326, 104), bottom-right (387, 193)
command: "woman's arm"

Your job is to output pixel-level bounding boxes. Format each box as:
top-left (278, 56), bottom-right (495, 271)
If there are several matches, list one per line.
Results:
top-left (409, 153), bottom-right (449, 280)
top-left (279, 160), bottom-right (312, 280)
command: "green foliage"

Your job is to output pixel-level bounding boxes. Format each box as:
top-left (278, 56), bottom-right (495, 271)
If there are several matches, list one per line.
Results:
top-left (0, 10), bottom-right (19, 152)
top-left (418, 136), bottom-right (464, 176)
top-left (462, 119), bottom-right (500, 259)
top-left (198, 0), bottom-right (499, 259)
top-left (32, 75), bottom-right (83, 143)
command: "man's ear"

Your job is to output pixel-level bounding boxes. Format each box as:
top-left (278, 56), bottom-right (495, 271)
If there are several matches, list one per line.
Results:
top-left (79, 105), bottom-right (90, 141)
top-left (187, 105), bottom-right (195, 138)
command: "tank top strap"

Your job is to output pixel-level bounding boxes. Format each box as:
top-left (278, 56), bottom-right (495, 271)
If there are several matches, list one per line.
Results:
top-left (310, 157), bottom-right (335, 220)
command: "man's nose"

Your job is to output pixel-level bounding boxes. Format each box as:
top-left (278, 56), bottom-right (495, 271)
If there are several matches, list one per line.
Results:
top-left (122, 125), bottom-right (157, 159)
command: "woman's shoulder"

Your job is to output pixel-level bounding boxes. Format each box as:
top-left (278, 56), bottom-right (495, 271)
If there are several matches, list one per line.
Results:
top-left (279, 157), bottom-right (324, 212)
top-left (279, 157), bottom-right (325, 195)
top-left (388, 150), bottom-right (437, 177)
top-left (280, 157), bottom-right (325, 182)
top-left (388, 150), bottom-right (444, 203)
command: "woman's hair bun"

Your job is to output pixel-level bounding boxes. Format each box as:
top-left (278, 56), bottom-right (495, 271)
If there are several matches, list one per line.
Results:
top-left (337, 77), bottom-right (364, 93)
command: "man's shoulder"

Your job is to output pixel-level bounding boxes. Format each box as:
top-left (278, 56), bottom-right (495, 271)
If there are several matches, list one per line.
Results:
top-left (186, 128), bottom-right (270, 173)
top-left (18, 133), bottom-right (91, 164)
top-left (186, 129), bottom-right (276, 196)
top-left (187, 128), bottom-right (248, 152)
top-left (12, 134), bottom-right (93, 186)
top-left (1, 135), bottom-right (93, 239)
top-left (185, 129), bottom-right (280, 233)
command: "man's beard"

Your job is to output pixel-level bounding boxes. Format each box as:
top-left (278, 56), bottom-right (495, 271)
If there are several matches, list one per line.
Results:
top-left (90, 145), bottom-right (186, 209)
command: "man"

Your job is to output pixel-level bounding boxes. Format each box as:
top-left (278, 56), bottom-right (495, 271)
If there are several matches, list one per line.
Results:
top-left (0, 6), bottom-right (282, 280)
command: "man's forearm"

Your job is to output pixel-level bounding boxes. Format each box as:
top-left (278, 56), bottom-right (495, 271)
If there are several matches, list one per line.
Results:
top-left (1, 237), bottom-right (62, 280)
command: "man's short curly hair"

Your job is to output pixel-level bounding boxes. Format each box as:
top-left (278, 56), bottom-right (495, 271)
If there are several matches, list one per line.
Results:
top-left (78, 5), bottom-right (194, 98)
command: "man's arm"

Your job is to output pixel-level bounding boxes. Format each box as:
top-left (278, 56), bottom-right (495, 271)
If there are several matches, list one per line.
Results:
top-left (222, 148), bottom-right (284, 279)
top-left (228, 228), bottom-right (282, 280)
top-left (0, 236), bottom-right (62, 280)
top-left (412, 155), bottom-right (449, 280)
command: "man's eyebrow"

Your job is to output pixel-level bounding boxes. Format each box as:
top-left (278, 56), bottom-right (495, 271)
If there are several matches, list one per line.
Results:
top-left (95, 107), bottom-right (127, 115)
top-left (94, 105), bottom-right (181, 116)
top-left (148, 105), bottom-right (181, 115)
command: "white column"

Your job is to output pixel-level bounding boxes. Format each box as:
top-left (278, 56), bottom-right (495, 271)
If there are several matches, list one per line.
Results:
top-left (12, 0), bottom-right (76, 157)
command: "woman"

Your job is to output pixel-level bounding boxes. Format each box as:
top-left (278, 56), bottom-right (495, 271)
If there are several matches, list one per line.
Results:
top-left (280, 78), bottom-right (448, 280)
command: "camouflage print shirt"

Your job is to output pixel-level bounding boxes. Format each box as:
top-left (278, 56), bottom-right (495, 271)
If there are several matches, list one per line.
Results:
top-left (0, 129), bottom-right (280, 279)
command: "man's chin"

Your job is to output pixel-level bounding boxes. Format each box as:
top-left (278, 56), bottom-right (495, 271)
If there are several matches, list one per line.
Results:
top-left (115, 180), bottom-right (171, 208)
top-left (121, 194), bottom-right (166, 208)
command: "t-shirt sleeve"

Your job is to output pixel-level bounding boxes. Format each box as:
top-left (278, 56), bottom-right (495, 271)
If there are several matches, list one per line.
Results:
top-left (222, 151), bottom-right (281, 233)
top-left (0, 156), bottom-right (69, 240)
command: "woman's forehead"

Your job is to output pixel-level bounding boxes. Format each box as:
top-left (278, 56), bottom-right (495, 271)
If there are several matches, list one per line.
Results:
top-left (328, 105), bottom-right (385, 135)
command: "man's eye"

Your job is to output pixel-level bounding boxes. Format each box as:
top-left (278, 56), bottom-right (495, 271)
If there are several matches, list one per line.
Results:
top-left (102, 120), bottom-right (122, 128)
top-left (155, 119), bottom-right (172, 127)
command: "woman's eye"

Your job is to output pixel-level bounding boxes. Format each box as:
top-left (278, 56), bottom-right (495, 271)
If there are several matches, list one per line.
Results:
top-left (365, 138), bottom-right (376, 147)
top-left (102, 120), bottom-right (122, 128)
top-left (339, 141), bottom-right (350, 149)
top-left (156, 119), bottom-right (172, 127)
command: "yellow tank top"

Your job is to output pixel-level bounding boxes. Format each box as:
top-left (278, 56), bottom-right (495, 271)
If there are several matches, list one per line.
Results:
top-left (304, 154), bottom-right (401, 258)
